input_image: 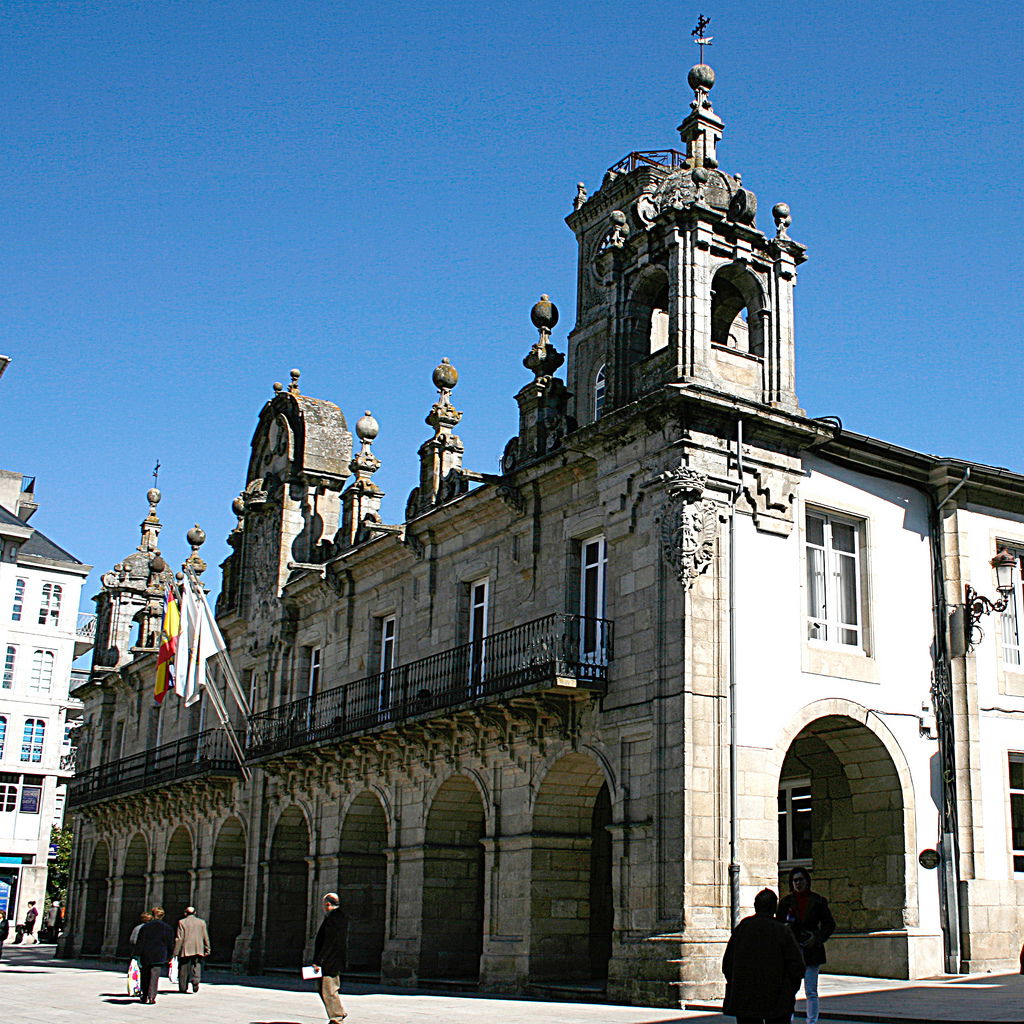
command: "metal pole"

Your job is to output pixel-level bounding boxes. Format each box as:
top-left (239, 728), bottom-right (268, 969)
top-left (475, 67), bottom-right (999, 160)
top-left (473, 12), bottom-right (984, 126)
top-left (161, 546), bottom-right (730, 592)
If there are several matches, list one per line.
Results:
top-left (728, 419), bottom-right (743, 928)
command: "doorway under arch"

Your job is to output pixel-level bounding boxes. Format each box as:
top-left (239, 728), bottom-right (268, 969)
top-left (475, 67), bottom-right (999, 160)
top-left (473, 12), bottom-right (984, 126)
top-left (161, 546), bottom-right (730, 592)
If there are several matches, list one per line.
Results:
top-left (777, 714), bottom-right (909, 935)
top-left (210, 817), bottom-right (246, 963)
top-left (529, 752), bottom-right (613, 982)
top-left (339, 792), bottom-right (388, 974)
top-left (420, 775), bottom-right (485, 981)
top-left (265, 806), bottom-right (310, 968)
top-left (117, 833), bottom-right (148, 957)
top-left (81, 840), bottom-right (110, 955)
top-left (163, 826), bottom-right (193, 929)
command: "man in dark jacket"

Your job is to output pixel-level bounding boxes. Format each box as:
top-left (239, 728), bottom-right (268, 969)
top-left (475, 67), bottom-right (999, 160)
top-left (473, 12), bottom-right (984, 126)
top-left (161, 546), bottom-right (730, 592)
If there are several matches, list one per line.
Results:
top-left (723, 889), bottom-right (804, 1024)
top-left (776, 867), bottom-right (836, 1024)
top-left (312, 892), bottom-right (348, 1024)
top-left (134, 906), bottom-right (175, 1004)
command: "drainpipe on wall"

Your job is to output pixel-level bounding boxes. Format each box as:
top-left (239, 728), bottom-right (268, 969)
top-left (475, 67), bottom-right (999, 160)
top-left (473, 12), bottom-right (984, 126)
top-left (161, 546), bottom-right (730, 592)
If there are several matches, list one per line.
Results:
top-left (728, 419), bottom-right (744, 929)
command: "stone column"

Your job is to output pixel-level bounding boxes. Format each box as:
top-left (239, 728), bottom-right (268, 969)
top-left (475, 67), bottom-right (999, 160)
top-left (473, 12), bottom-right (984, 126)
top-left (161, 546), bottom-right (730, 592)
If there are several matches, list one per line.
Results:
top-left (380, 844), bottom-right (424, 985)
top-left (478, 834), bottom-right (531, 992)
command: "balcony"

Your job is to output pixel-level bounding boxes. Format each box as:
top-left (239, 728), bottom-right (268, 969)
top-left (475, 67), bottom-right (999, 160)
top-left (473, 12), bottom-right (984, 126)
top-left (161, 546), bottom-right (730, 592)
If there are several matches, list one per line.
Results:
top-left (247, 613), bottom-right (613, 761)
top-left (67, 729), bottom-right (241, 809)
top-left (74, 613), bottom-right (97, 658)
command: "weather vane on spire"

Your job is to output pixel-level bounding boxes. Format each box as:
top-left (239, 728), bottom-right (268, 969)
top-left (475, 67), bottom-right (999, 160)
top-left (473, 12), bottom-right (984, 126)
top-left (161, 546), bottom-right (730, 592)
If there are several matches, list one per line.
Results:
top-left (692, 14), bottom-right (713, 63)
top-left (152, 460), bottom-right (161, 487)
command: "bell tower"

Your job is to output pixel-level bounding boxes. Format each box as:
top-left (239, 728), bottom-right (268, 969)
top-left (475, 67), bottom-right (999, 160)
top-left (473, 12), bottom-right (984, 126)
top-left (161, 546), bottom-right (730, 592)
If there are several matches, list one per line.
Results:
top-left (565, 61), bottom-right (806, 424)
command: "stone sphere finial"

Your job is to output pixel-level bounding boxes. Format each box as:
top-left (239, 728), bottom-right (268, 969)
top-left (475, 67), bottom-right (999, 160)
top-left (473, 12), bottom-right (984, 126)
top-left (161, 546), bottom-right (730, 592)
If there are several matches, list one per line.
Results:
top-left (231, 495), bottom-right (246, 517)
top-left (150, 552), bottom-right (167, 574)
top-left (187, 523), bottom-right (206, 548)
top-left (288, 368), bottom-right (301, 394)
top-left (772, 202), bottom-right (792, 240)
top-left (432, 357), bottom-right (459, 391)
top-left (147, 487), bottom-right (161, 507)
top-left (531, 294), bottom-right (559, 332)
top-left (356, 410), bottom-right (379, 443)
top-left (273, 381), bottom-right (283, 393)
top-left (688, 63), bottom-right (715, 93)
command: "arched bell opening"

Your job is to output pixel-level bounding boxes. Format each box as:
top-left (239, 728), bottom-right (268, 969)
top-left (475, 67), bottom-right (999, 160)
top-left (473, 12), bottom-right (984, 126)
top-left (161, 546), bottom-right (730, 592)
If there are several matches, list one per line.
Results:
top-left (710, 264), bottom-right (766, 357)
top-left (209, 817), bottom-right (246, 964)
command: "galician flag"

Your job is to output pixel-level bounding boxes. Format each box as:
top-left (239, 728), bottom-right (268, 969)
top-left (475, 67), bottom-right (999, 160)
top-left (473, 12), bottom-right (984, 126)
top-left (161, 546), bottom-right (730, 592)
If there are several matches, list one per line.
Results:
top-left (154, 585), bottom-right (181, 704)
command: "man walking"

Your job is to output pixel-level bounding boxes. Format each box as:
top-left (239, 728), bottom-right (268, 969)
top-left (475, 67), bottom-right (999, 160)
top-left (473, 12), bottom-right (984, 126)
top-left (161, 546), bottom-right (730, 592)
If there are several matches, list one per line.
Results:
top-left (776, 867), bottom-right (836, 1024)
top-left (134, 906), bottom-right (175, 1004)
top-left (311, 892), bottom-right (348, 1024)
top-left (174, 906), bottom-right (211, 993)
top-left (722, 888), bottom-right (804, 1024)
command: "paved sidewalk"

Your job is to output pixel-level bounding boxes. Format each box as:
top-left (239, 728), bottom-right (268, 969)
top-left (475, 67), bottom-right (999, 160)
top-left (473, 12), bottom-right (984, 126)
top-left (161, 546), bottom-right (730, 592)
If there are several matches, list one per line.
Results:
top-left (0, 944), bottom-right (1020, 1023)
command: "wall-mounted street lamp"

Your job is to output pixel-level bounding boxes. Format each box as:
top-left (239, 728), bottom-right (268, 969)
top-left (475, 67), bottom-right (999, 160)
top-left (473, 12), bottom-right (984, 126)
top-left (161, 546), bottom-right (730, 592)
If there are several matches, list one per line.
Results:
top-left (965, 548), bottom-right (1018, 650)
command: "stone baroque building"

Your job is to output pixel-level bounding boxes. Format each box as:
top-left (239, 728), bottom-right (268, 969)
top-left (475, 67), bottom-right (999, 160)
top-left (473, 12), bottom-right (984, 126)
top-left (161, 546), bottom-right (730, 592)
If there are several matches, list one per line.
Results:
top-left (64, 65), bottom-right (1024, 1005)
top-left (0, 471), bottom-right (93, 920)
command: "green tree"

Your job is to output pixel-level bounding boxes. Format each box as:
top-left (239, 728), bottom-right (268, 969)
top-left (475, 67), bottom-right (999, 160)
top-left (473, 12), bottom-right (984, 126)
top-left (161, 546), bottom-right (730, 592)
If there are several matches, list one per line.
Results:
top-left (46, 825), bottom-right (72, 904)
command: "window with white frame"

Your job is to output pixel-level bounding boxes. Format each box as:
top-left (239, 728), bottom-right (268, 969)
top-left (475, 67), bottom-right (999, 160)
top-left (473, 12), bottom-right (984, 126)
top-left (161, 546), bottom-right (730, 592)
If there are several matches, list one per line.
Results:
top-left (38, 583), bottom-right (62, 626)
top-left (3, 646), bottom-right (15, 689)
top-left (53, 788), bottom-right (65, 827)
top-left (1010, 754), bottom-right (1024, 873)
top-left (0, 781), bottom-right (14, 813)
top-left (778, 778), bottom-right (813, 866)
top-left (0, 715), bottom-right (6, 759)
top-left (21, 719), bottom-right (44, 763)
top-left (468, 578), bottom-right (489, 691)
top-left (307, 647), bottom-right (322, 699)
top-left (19, 776), bottom-right (41, 813)
top-left (378, 616), bottom-right (396, 707)
top-left (805, 510), bottom-right (865, 648)
top-left (12, 578), bottom-right (25, 621)
top-left (594, 365), bottom-right (607, 421)
top-left (1000, 548), bottom-right (1024, 666)
top-left (28, 650), bottom-right (54, 695)
top-left (580, 536), bottom-right (608, 664)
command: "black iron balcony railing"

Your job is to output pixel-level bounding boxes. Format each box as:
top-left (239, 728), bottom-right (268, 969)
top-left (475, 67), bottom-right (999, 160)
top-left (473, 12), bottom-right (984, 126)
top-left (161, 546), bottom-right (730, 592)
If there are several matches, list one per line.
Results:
top-left (247, 613), bottom-right (613, 761)
top-left (67, 729), bottom-right (240, 809)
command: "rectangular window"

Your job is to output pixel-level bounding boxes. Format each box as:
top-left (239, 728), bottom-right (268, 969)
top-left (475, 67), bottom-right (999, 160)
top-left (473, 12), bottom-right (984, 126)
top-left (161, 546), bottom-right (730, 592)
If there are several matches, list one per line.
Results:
top-left (28, 650), bottom-right (54, 695)
top-left (307, 647), bottom-right (321, 699)
top-left (20, 719), bottom-right (44, 763)
top-left (12, 578), bottom-right (24, 621)
top-left (1001, 549), bottom-right (1024, 666)
top-left (0, 716), bottom-right (6, 759)
top-left (778, 779), bottom-right (813, 866)
top-left (468, 578), bottom-right (489, 692)
top-left (1011, 754), bottom-right (1024, 873)
top-left (38, 583), bottom-right (62, 626)
top-left (806, 510), bottom-right (864, 648)
top-left (0, 783), bottom-right (15, 813)
top-left (53, 789), bottom-right (65, 827)
top-left (3, 646), bottom-right (15, 689)
top-left (580, 536), bottom-right (608, 664)
top-left (378, 616), bottom-right (396, 707)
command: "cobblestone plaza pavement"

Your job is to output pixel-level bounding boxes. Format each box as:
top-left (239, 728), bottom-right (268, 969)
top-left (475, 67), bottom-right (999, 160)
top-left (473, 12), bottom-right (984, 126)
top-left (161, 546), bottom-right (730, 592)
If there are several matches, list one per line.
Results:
top-left (0, 947), bottom-right (1020, 1024)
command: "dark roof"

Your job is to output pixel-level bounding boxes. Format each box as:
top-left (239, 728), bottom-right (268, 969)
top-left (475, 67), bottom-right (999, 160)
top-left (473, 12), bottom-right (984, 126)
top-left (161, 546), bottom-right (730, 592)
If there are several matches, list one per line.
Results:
top-left (0, 503), bottom-right (86, 566)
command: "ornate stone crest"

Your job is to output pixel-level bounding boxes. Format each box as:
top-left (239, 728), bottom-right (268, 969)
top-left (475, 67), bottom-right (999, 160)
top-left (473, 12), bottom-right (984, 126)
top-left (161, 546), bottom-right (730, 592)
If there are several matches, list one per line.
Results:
top-left (656, 462), bottom-right (719, 589)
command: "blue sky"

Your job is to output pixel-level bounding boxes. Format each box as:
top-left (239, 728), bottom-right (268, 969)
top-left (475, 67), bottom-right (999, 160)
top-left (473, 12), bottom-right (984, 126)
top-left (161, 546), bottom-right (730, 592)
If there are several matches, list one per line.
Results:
top-left (2, 1), bottom-right (1021, 610)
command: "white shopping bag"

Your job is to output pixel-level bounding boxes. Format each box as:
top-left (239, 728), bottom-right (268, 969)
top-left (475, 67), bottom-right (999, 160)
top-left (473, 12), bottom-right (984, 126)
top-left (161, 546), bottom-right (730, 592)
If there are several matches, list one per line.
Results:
top-left (301, 964), bottom-right (322, 980)
top-left (168, 956), bottom-right (179, 985)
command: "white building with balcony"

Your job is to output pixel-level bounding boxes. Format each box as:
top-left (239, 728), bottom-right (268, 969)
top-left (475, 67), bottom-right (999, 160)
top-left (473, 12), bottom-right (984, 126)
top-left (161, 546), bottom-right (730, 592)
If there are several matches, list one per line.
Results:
top-left (0, 471), bottom-right (92, 923)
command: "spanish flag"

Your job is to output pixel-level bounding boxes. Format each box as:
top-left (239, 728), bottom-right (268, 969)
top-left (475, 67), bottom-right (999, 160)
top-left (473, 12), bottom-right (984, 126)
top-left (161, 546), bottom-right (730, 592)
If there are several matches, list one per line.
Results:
top-left (154, 585), bottom-right (181, 704)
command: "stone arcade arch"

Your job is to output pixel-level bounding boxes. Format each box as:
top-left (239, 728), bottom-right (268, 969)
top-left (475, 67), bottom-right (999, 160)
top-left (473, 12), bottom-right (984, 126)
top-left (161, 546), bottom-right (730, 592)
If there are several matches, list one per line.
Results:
top-left (529, 752), bottom-right (614, 983)
top-left (265, 805), bottom-right (310, 968)
top-left (776, 706), bottom-right (916, 973)
top-left (339, 791), bottom-right (388, 974)
top-left (80, 840), bottom-right (110, 955)
top-left (420, 774), bottom-right (486, 981)
top-left (210, 817), bottom-right (246, 963)
top-left (163, 825), bottom-right (193, 928)
top-left (117, 833), bottom-right (149, 957)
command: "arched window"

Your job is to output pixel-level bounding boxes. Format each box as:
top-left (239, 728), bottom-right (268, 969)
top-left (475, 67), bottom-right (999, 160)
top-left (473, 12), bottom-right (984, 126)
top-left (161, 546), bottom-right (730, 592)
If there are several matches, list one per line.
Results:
top-left (594, 365), bottom-right (607, 420)
top-left (29, 651), bottom-right (54, 694)
top-left (12, 579), bottom-right (25, 621)
top-left (648, 281), bottom-right (670, 354)
top-left (3, 646), bottom-right (15, 689)
top-left (21, 718), bottom-right (45, 763)
top-left (38, 583), bottom-right (62, 626)
top-left (710, 264), bottom-right (766, 356)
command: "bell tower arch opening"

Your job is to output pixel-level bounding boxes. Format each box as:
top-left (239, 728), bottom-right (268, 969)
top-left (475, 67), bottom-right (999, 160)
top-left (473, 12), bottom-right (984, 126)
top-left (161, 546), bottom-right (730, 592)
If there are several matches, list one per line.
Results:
top-left (710, 263), bottom-right (765, 356)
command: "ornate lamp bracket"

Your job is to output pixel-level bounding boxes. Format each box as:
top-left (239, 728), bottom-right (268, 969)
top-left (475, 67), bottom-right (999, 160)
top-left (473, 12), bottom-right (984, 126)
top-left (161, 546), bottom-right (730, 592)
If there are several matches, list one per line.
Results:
top-left (964, 548), bottom-right (1018, 651)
